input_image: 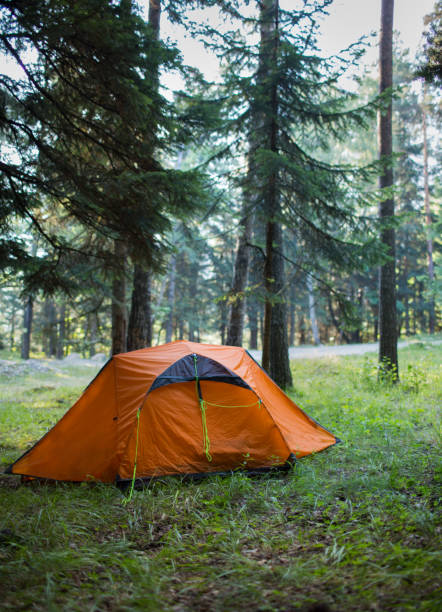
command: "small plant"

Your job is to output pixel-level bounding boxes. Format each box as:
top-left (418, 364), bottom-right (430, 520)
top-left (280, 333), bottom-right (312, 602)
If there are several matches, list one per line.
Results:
top-left (401, 363), bottom-right (426, 394)
top-left (361, 356), bottom-right (398, 388)
top-left (377, 357), bottom-right (399, 385)
top-left (361, 356), bottom-right (426, 393)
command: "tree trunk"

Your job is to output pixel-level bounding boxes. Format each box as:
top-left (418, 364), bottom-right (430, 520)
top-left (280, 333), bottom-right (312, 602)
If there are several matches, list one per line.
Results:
top-left (43, 298), bottom-right (50, 356)
top-left (264, 219), bottom-right (292, 388)
top-left (111, 241), bottom-right (127, 355)
top-left (188, 262), bottom-right (199, 342)
top-left (226, 210), bottom-right (254, 346)
top-left (403, 230), bottom-right (410, 336)
top-left (288, 283), bottom-right (295, 347)
top-left (418, 281), bottom-right (426, 333)
top-left (258, 0), bottom-right (292, 388)
top-left (178, 318), bottom-right (184, 340)
top-left (370, 303), bottom-right (379, 342)
top-left (307, 274), bottom-right (320, 345)
top-left (127, 265), bottom-right (152, 350)
top-left (421, 86), bottom-right (435, 334)
top-left (9, 302), bottom-right (16, 351)
top-left (89, 312), bottom-right (98, 357)
top-left (49, 300), bottom-right (57, 357)
top-left (259, 310), bottom-right (264, 349)
top-left (56, 301), bottom-right (66, 359)
top-left (248, 300), bottom-right (259, 350)
top-left (378, 0), bottom-right (398, 377)
top-left (148, 0), bottom-right (161, 34)
top-left (125, 0), bottom-right (160, 352)
top-left (412, 282), bottom-right (418, 335)
top-left (21, 296), bottom-right (33, 360)
top-left (219, 292), bottom-right (227, 345)
top-left (165, 254), bottom-right (176, 343)
top-left (404, 293), bottom-right (410, 336)
top-left (151, 275), bottom-right (167, 330)
top-left (298, 313), bottom-right (306, 345)
top-left (355, 288), bottom-right (363, 343)
top-left (43, 299), bottom-right (57, 357)
top-left (328, 295), bottom-right (342, 342)
top-left (226, 127), bottom-right (257, 348)
top-left (65, 304), bottom-right (71, 356)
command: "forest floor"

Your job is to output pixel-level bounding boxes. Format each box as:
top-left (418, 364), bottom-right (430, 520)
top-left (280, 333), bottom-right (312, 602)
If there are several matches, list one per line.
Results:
top-left (0, 338), bottom-right (441, 611)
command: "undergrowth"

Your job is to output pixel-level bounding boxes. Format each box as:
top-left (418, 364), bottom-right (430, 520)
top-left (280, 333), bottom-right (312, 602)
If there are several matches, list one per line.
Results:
top-left (0, 342), bottom-right (440, 611)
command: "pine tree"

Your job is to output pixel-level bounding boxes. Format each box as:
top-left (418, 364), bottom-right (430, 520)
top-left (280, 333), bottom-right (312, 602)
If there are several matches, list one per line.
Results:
top-left (0, 0), bottom-right (206, 289)
top-left (125, 0), bottom-right (161, 352)
top-left (421, 83), bottom-right (436, 333)
top-left (194, 0), bottom-right (381, 387)
top-left (378, 0), bottom-right (398, 377)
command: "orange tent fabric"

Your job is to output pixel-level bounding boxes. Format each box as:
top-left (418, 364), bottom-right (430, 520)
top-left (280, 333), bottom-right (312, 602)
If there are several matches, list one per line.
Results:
top-left (7, 341), bottom-right (338, 482)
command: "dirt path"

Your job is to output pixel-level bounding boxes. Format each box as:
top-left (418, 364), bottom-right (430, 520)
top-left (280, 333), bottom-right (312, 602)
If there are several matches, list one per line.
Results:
top-left (248, 339), bottom-right (439, 362)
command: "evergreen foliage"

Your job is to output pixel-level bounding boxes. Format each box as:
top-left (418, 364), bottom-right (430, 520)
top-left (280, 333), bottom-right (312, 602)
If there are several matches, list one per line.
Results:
top-left (185, 0), bottom-right (386, 385)
top-left (0, 0), bottom-right (207, 290)
top-left (0, 0), bottom-right (439, 359)
top-left (416, 0), bottom-right (442, 84)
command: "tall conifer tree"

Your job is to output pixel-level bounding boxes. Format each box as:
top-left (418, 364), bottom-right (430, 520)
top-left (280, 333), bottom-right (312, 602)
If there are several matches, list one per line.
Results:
top-left (197, 0), bottom-right (380, 387)
top-left (126, 0), bottom-right (161, 351)
top-left (378, 0), bottom-right (398, 376)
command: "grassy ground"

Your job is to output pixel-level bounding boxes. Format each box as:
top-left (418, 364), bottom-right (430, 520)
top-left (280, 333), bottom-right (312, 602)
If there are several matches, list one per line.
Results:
top-left (0, 341), bottom-right (440, 611)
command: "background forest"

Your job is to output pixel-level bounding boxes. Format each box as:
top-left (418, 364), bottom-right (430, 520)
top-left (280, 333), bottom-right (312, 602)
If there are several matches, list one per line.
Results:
top-left (0, 0), bottom-right (440, 386)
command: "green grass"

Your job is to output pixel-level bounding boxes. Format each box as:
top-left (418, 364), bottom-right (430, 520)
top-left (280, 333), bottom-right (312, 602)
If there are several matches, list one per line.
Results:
top-left (0, 343), bottom-right (441, 611)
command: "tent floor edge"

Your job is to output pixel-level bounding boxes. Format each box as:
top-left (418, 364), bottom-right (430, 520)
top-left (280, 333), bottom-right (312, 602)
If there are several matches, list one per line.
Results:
top-left (114, 459), bottom-right (296, 491)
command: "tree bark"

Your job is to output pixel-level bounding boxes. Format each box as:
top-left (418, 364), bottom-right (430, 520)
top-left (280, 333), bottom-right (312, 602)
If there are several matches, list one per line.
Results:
top-left (126, 0), bottom-right (160, 351)
top-left (165, 254), bottom-right (176, 343)
top-left (65, 304), bottom-right (71, 355)
top-left (370, 302), bottom-right (378, 342)
top-left (418, 281), bottom-right (426, 333)
top-left (421, 86), bottom-right (436, 334)
top-left (111, 241), bottom-right (127, 355)
top-left (219, 291), bottom-right (227, 345)
top-left (403, 230), bottom-right (410, 336)
top-left (412, 281), bottom-right (418, 335)
top-left (267, 224), bottom-right (292, 387)
top-left (49, 300), bottom-right (57, 357)
top-left (89, 312), bottom-right (98, 357)
top-left (188, 261), bottom-right (199, 342)
top-left (177, 318), bottom-right (184, 340)
top-left (127, 265), bottom-right (152, 350)
top-left (148, 0), bottom-right (160, 34)
top-left (288, 283), bottom-right (296, 347)
top-left (151, 274), bottom-right (167, 331)
top-left (43, 299), bottom-right (57, 357)
top-left (21, 296), bottom-right (33, 360)
top-left (259, 310), bottom-right (264, 348)
top-left (378, 0), bottom-right (398, 377)
top-left (307, 274), bottom-right (320, 345)
top-left (9, 302), bottom-right (16, 351)
top-left (257, 0), bottom-right (292, 388)
top-left (298, 314), bottom-right (306, 345)
top-left (56, 300), bottom-right (66, 359)
top-left (247, 299), bottom-right (259, 349)
top-left (226, 210), bottom-right (254, 346)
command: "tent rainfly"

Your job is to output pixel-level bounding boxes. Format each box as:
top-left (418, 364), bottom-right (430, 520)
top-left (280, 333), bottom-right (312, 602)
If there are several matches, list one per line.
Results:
top-left (6, 341), bottom-right (339, 483)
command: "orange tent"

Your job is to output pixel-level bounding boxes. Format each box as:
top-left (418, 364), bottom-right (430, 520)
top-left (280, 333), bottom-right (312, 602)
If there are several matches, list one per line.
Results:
top-left (6, 341), bottom-right (338, 483)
